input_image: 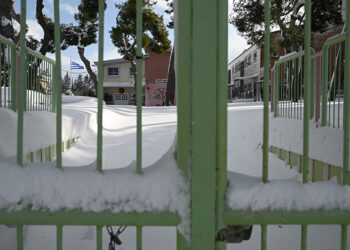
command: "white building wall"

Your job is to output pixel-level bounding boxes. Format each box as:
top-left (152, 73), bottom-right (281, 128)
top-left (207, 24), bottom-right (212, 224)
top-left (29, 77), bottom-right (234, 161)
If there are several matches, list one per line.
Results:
top-left (228, 45), bottom-right (261, 99)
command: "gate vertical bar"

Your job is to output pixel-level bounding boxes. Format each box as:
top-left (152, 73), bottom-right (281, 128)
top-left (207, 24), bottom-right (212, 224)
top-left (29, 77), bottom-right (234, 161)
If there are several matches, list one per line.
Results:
top-left (96, 226), bottom-right (102, 250)
top-left (17, 225), bottom-right (23, 250)
top-left (191, 0), bottom-right (218, 248)
top-left (17, 0), bottom-right (27, 166)
top-left (343, 0), bottom-right (350, 186)
top-left (261, 224), bottom-right (267, 250)
top-left (302, 0), bottom-right (311, 183)
top-left (176, 0), bottom-right (192, 177)
top-left (137, 226), bottom-right (142, 250)
top-left (215, 0), bottom-right (227, 248)
top-left (57, 225), bottom-right (62, 250)
top-left (341, 224), bottom-right (347, 250)
top-left (176, 0), bottom-right (191, 248)
top-left (54, 0), bottom-right (62, 169)
top-left (301, 224), bottom-right (307, 250)
top-left (136, 0), bottom-right (143, 175)
top-left (263, 0), bottom-right (270, 183)
top-left (96, 0), bottom-right (104, 172)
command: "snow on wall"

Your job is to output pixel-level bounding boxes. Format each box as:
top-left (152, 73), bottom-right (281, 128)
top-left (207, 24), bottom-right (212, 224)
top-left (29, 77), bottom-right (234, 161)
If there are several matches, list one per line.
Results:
top-left (269, 116), bottom-right (343, 167)
top-left (0, 96), bottom-right (91, 157)
top-left (226, 171), bottom-right (350, 211)
top-left (0, 142), bottom-right (190, 239)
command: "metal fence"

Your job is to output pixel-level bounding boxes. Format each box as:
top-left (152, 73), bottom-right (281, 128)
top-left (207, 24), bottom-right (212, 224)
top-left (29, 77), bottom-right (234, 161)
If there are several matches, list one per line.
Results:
top-left (273, 50), bottom-right (315, 120)
top-left (0, 35), bottom-right (55, 112)
top-left (0, 35), bottom-right (17, 110)
top-left (0, 0), bottom-right (350, 250)
top-left (26, 49), bottom-right (55, 111)
top-left (322, 33), bottom-right (346, 128)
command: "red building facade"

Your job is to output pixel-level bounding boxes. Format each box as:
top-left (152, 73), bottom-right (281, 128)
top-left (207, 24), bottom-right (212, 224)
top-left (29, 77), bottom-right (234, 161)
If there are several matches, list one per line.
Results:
top-left (144, 49), bottom-right (171, 106)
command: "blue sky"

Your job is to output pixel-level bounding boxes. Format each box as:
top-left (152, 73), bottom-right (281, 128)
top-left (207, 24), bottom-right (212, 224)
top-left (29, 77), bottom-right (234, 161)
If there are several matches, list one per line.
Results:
top-left (14, 0), bottom-right (248, 77)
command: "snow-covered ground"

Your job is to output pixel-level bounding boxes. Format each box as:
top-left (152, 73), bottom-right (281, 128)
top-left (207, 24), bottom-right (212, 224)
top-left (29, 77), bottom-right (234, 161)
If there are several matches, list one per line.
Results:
top-left (0, 97), bottom-right (348, 249)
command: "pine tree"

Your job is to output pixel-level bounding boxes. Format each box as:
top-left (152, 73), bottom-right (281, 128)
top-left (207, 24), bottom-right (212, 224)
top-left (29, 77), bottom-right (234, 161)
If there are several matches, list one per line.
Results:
top-left (62, 72), bottom-right (71, 94)
top-left (230, 0), bottom-right (343, 52)
top-left (110, 0), bottom-right (171, 86)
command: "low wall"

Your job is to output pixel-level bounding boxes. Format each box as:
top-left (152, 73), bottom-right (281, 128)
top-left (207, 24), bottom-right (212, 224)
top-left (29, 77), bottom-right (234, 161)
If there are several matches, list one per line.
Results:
top-left (270, 146), bottom-right (349, 184)
top-left (26, 137), bottom-right (79, 162)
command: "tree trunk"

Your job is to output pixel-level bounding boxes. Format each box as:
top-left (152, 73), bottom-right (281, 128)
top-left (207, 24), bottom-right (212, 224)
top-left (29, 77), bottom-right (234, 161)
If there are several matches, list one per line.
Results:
top-left (77, 46), bottom-right (98, 96)
top-left (36, 0), bottom-right (53, 55)
top-left (0, 0), bottom-right (14, 40)
top-left (166, 46), bottom-right (175, 106)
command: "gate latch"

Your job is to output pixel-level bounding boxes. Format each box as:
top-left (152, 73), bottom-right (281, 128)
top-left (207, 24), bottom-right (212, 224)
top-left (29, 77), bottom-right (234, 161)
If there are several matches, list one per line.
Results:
top-left (217, 225), bottom-right (253, 243)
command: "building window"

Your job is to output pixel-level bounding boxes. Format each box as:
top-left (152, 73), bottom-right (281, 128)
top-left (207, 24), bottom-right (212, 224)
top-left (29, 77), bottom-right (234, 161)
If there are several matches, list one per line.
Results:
top-left (115, 93), bottom-right (121, 100)
top-left (253, 52), bottom-right (257, 63)
top-left (245, 55), bottom-right (252, 66)
top-left (155, 79), bottom-right (168, 84)
top-left (108, 67), bottom-right (119, 76)
top-left (122, 93), bottom-right (129, 100)
top-left (235, 64), bottom-right (240, 73)
top-left (130, 67), bottom-right (134, 75)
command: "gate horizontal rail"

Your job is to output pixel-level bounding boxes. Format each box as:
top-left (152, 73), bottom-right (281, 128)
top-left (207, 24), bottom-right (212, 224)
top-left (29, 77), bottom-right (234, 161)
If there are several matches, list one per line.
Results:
top-left (0, 210), bottom-right (180, 226)
top-left (223, 209), bottom-right (350, 225)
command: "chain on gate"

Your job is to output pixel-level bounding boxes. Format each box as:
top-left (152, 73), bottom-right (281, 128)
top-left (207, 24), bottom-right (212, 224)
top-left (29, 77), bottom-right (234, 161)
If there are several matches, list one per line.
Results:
top-left (106, 225), bottom-right (127, 250)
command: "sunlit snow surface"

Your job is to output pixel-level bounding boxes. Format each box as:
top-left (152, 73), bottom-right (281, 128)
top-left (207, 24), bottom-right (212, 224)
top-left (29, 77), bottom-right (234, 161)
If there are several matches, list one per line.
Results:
top-left (0, 97), bottom-right (349, 249)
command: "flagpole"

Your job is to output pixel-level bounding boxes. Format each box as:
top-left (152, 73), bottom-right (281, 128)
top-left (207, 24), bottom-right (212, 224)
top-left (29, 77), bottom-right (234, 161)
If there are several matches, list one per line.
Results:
top-left (70, 57), bottom-right (72, 90)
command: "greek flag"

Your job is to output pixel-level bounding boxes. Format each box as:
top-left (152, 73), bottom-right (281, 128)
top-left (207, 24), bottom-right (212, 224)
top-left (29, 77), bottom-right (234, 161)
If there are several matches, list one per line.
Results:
top-left (70, 61), bottom-right (84, 70)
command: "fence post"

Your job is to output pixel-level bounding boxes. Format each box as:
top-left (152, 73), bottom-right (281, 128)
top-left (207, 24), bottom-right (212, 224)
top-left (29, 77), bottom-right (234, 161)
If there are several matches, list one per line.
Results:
top-left (274, 65), bottom-right (279, 117)
top-left (271, 69), bottom-right (274, 112)
top-left (10, 47), bottom-right (17, 111)
top-left (310, 57), bottom-right (315, 119)
top-left (321, 44), bottom-right (328, 126)
top-left (315, 55), bottom-right (321, 123)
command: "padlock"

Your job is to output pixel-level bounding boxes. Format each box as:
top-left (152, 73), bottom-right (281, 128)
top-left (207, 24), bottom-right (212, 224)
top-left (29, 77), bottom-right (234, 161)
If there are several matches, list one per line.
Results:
top-left (111, 234), bottom-right (122, 245)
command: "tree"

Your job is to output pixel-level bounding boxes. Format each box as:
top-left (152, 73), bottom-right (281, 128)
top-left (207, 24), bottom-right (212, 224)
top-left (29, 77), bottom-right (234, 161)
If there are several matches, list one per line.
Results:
top-left (72, 74), bottom-right (95, 96)
top-left (230, 0), bottom-right (343, 52)
top-left (62, 72), bottom-right (71, 94)
top-left (62, 0), bottom-right (106, 95)
top-left (35, 0), bottom-right (55, 55)
top-left (0, 0), bottom-right (15, 40)
top-left (110, 0), bottom-right (171, 87)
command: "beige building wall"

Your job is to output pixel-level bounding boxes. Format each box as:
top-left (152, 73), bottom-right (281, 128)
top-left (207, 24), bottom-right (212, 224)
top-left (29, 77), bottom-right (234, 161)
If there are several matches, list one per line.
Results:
top-left (104, 61), bottom-right (145, 83)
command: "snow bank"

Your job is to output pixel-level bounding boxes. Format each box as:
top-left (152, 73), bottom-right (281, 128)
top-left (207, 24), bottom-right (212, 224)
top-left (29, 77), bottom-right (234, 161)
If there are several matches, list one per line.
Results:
top-left (226, 171), bottom-right (350, 211)
top-left (0, 107), bottom-right (84, 157)
top-left (270, 116), bottom-right (343, 167)
top-left (0, 143), bottom-right (190, 239)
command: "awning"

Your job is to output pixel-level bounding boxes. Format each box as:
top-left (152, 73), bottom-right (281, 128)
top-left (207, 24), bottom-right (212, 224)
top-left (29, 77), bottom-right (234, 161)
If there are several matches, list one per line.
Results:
top-left (234, 74), bottom-right (259, 81)
top-left (103, 81), bottom-right (146, 87)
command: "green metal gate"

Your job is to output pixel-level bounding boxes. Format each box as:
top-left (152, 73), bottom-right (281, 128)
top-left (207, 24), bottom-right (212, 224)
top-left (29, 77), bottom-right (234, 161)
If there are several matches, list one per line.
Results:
top-left (0, 0), bottom-right (350, 250)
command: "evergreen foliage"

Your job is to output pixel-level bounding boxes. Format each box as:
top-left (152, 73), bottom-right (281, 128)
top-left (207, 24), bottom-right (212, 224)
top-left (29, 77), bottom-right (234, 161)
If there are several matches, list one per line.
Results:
top-left (62, 72), bottom-right (71, 94)
top-left (72, 74), bottom-right (95, 96)
top-left (110, 0), bottom-right (171, 84)
top-left (62, 0), bottom-right (106, 95)
top-left (230, 0), bottom-right (343, 51)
